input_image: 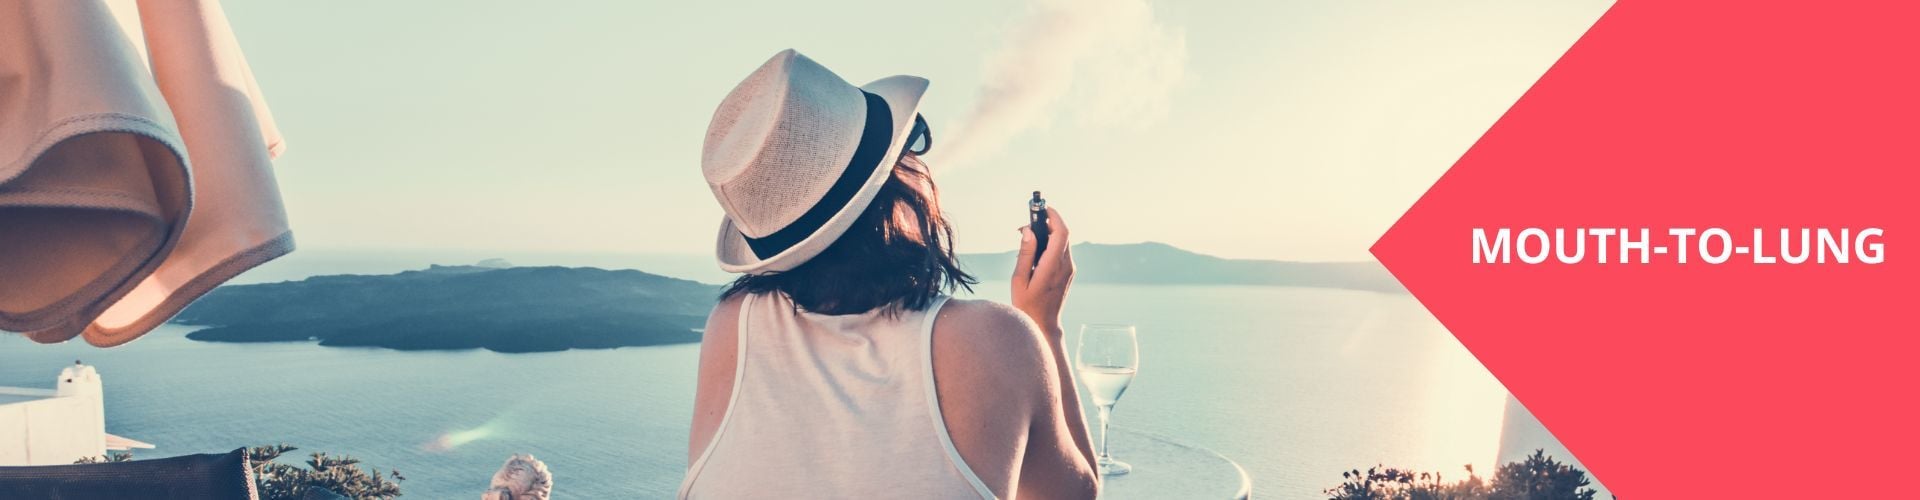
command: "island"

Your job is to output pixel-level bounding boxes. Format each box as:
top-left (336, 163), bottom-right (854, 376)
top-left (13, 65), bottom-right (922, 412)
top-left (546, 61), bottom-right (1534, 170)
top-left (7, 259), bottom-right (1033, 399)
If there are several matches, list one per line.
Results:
top-left (175, 264), bottom-right (720, 353)
top-left (176, 243), bottom-right (1400, 352)
top-left (960, 242), bottom-right (1404, 293)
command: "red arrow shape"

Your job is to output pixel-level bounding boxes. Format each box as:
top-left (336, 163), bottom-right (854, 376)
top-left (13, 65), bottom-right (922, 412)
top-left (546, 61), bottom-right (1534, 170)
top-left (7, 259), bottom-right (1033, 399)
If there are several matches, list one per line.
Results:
top-left (1373, 1), bottom-right (1920, 497)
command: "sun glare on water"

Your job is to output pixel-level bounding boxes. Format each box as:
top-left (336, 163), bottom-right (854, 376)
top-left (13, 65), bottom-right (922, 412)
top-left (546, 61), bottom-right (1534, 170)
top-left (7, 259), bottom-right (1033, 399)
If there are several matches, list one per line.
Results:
top-left (1412, 326), bottom-right (1509, 479)
top-left (424, 418), bottom-right (506, 453)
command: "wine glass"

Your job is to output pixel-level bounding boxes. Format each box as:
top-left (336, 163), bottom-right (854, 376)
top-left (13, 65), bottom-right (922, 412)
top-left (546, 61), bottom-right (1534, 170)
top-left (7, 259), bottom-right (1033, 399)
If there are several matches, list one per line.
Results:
top-left (1077, 324), bottom-right (1139, 476)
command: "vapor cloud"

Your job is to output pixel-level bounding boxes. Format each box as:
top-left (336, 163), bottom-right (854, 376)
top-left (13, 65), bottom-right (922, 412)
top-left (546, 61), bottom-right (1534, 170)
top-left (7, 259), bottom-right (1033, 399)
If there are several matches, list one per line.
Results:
top-left (942, 0), bottom-right (1189, 170)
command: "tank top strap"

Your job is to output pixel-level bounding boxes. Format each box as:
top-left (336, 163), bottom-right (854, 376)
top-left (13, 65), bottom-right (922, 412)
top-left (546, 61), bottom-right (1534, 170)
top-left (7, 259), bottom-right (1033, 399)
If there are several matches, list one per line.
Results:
top-left (916, 296), bottom-right (997, 499)
top-left (677, 292), bottom-right (754, 499)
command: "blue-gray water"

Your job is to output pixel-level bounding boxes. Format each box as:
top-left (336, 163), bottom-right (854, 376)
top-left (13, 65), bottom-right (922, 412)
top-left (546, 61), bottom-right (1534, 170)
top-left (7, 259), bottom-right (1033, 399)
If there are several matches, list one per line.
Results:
top-left (1, 251), bottom-right (1515, 499)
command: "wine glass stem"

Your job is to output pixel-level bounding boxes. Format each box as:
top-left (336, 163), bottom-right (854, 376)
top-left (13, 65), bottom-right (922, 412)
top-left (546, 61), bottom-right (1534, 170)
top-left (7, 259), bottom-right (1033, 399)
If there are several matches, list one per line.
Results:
top-left (1097, 405), bottom-right (1114, 462)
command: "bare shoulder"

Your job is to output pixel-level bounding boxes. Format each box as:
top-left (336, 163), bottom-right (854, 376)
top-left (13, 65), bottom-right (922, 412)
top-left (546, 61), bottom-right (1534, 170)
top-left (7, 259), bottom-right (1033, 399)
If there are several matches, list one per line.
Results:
top-left (704, 293), bottom-right (747, 343)
top-left (934, 298), bottom-right (1044, 345)
top-left (931, 298), bottom-right (1053, 401)
top-left (930, 298), bottom-right (1054, 497)
top-left (689, 293), bottom-right (747, 461)
top-left (697, 291), bottom-right (748, 382)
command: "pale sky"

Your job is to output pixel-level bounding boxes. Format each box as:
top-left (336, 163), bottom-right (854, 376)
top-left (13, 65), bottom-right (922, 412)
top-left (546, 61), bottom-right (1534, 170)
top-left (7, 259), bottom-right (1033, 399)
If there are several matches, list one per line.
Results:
top-left (224, 0), bottom-right (1610, 262)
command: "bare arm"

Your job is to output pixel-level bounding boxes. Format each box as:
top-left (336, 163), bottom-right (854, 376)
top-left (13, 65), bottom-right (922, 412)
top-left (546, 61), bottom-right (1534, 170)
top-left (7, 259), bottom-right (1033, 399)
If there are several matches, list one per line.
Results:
top-left (1020, 321), bottom-right (1100, 500)
top-left (687, 295), bottom-right (744, 464)
top-left (1011, 207), bottom-right (1100, 497)
top-left (1036, 324), bottom-right (1096, 475)
top-left (935, 299), bottom-right (1097, 499)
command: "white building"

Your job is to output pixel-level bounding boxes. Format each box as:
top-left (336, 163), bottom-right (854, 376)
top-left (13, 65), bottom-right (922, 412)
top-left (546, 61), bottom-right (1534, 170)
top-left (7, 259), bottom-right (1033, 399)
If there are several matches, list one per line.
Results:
top-left (0, 362), bottom-right (153, 465)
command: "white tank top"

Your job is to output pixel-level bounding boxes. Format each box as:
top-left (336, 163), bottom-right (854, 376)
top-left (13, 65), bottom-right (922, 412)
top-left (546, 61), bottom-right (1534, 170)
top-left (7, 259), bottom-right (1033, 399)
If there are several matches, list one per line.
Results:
top-left (679, 293), bottom-right (994, 499)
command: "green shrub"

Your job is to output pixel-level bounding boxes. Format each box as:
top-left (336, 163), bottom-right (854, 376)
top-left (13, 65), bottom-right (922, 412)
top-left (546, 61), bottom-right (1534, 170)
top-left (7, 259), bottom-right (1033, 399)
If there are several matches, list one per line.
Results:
top-left (247, 444), bottom-right (404, 500)
top-left (1327, 450), bottom-right (1601, 500)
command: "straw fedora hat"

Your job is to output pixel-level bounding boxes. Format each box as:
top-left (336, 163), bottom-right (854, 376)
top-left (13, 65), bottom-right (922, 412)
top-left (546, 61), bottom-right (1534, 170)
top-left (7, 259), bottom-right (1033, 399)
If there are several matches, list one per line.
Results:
top-left (703, 49), bottom-right (929, 275)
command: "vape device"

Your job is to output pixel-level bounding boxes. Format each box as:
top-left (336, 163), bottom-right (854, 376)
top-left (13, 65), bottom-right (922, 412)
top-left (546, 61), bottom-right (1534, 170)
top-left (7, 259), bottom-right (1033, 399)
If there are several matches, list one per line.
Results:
top-left (1029, 191), bottom-right (1049, 267)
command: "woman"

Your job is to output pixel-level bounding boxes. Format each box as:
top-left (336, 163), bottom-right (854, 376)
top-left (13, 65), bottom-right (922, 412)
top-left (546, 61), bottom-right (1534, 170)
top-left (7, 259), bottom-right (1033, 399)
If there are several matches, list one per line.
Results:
top-left (679, 50), bottom-right (1100, 499)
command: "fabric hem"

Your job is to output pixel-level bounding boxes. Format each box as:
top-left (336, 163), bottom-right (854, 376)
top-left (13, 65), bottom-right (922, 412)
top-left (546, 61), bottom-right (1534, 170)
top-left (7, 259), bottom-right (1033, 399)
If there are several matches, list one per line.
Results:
top-left (2, 113), bottom-right (186, 186)
top-left (6, 220), bottom-right (165, 338)
top-left (1, 114), bottom-right (190, 336)
top-left (80, 230), bottom-right (295, 347)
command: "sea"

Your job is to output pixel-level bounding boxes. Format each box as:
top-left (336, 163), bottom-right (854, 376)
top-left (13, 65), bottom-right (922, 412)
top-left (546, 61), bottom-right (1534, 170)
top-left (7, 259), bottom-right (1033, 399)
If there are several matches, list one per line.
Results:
top-left (1, 250), bottom-right (1553, 499)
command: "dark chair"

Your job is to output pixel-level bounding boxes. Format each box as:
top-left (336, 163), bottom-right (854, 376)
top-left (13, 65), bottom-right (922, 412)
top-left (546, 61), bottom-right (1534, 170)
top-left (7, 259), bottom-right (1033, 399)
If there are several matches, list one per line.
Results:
top-left (0, 448), bottom-right (257, 499)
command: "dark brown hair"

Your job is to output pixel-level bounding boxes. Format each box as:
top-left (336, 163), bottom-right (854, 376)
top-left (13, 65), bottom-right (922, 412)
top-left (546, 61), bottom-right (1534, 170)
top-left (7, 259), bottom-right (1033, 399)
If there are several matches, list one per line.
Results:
top-left (720, 153), bottom-right (976, 315)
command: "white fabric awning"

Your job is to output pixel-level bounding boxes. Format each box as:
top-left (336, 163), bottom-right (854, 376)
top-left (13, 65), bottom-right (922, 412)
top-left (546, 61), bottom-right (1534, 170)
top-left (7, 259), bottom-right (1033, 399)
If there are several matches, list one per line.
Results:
top-left (105, 433), bottom-right (155, 451)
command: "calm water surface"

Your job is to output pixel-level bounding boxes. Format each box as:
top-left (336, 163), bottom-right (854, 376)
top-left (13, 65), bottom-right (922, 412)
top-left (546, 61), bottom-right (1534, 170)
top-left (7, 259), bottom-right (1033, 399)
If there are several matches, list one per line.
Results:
top-left (1, 252), bottom-right (1511, 499)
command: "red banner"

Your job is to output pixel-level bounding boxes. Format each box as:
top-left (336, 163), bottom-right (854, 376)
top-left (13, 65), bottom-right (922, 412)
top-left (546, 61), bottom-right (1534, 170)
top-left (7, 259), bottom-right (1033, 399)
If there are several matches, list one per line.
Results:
top-left (1373, 1), bottom-right (1920, 497)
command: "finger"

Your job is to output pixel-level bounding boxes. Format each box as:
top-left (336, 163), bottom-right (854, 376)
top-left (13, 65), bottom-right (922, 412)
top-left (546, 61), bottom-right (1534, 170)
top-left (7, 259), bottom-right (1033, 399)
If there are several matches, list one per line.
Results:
top-left (1045, 206), bottom-right (1070, 242)
top-left (1056, 231), bottom-right (1074, 267)
top-left (1013, 226), bottom-right (1036, 288)
top-left (1034, 207), bottom-right (1071, 279)
top-left (1057, 237), bottom-right (1075, 279)
top-left (1033, 232), bottom-right (1068, 288)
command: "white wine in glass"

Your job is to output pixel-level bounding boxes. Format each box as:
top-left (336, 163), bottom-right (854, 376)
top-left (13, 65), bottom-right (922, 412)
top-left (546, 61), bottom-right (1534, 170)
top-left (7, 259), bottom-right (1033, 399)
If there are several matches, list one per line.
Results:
top-left (1077, 324), bottom-right (1139, 476)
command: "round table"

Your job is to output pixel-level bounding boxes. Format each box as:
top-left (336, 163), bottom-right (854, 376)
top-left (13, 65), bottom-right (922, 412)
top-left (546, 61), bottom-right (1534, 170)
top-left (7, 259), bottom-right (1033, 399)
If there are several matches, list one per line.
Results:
top-left (1097, 427), bottom-right (1252, 499)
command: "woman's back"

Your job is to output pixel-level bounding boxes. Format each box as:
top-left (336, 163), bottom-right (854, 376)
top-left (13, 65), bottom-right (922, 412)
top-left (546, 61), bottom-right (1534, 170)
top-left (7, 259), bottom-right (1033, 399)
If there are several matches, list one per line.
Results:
top-left (679, 292), bottom-right (993, 499)
top-left (686, 49), bottom-right (1096, 499)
